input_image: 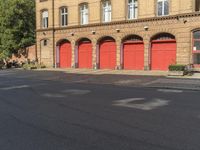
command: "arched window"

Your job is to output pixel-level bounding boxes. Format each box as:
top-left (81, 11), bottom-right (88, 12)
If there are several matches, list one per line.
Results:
top-left (60, 7), bottom-right (68, 27)
top-left (80, 3), bottom-right (89, 25)
top-left (127, 0), bottom-right (138, 19)
top-left (102, 0), bottom-right (112, 22)
top-left (157, 0), bottom-right (169, 16)
top-left (41, 10), bottom-right (48, 28)
top-left (193, 30), bottom-right (200, 64)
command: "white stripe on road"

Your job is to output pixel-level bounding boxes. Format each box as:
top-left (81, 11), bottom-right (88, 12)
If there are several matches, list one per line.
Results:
top-left (0, 85), bottom-right (30, 90)
top-left (62, 89), bottom-right (91, 95)
top-left (113, 98), bottom-right (169, 111)
top-left (157, 89), bottom-right (183, 93)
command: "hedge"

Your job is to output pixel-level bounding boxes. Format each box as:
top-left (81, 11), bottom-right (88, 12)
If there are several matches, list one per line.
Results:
top-left (168, 64), bottom-right (185, 71)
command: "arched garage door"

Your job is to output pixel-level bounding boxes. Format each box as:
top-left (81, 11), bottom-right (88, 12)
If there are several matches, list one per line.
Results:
top-left (78, 39), bottom-right (92, 69)
top-left (151, 33), bottom-right (176, 71)
top-left (59, 41), bottom-right (72, 68)
top-left (123, 35), bottom-right (144, 70)
top-left (99, 37), bottom-right (116, 69)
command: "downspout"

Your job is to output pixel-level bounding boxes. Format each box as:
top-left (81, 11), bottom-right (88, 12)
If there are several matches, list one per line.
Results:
top-left (52, 0), bottom-right (55, 68)
top-left (35, 1), bottom-right (38, 63)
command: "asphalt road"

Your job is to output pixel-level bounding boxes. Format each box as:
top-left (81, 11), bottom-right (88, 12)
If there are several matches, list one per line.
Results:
top-left (0, 70), bottom-right (200, 150)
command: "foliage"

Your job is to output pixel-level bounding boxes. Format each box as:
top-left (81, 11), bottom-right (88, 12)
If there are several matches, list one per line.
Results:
top-left (0, 0), bottom-right (35, 60)
top-left (22, 63), bottom-right (46, 70)
top-left (168, 64), bottom-right (186, 71)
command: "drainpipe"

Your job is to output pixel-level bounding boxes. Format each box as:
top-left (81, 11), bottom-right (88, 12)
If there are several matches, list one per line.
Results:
top-left (52, 0), bottom-right (55, 68)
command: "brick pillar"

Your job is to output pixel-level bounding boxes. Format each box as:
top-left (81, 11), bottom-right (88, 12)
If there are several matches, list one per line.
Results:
top-left (92, 39), bottom-right (98, 69)
top-left (71, 40), bottom-right (76, 68)
top-left (144, 38), bottom-right (151, 70)
top-left (116, 39), bottom-right (122, 70)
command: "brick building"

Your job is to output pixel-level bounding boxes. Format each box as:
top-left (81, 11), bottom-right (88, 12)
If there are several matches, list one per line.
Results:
top-left (36, 0), bottom-right (200, 71)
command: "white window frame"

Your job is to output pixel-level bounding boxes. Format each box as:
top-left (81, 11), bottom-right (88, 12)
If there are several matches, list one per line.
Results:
top-left (80, 4), bottom-right (89, 25)
top-left (60, 7), bottom-right (68, 27)
top-left (128, 0), bottom-right (138, 20)
top-left (157, 0), bottom-right (169, 16)
top-left (42, 10), bottom-right (48, 28)
top-left (102, 0), bottom-right (112, 23)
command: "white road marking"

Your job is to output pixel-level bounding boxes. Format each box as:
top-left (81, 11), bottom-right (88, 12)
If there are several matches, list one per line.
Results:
top-left (0, 73), bottom-right (15, 76)
top-left (0, 85), bottom-right (30, 90)
top-left (157, 89), bottom-right (183, 93)
top-left (113, 98), bottom-right (169, 111)
top-left (42, 93), bottom-right (65, 98)
top-left (62, 89), bottom-right (91, 95)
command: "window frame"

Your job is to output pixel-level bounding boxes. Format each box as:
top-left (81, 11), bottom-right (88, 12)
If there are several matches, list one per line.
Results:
top-left (127, 0), bottom-right (138, 20)
top-left (41, 10), bottom-right (49, 29)
top-left (157, 0), bottom-right (169, 17)
top-left (60, 7), bottom-right (68, 27)
top-left (101, 0), bottom-right (112, 23)
top-left (79, 3), bottom-right (89, 25)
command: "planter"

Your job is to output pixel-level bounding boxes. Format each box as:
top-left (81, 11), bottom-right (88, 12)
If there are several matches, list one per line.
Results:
top-left (168, 71), bottom-right (184, 76)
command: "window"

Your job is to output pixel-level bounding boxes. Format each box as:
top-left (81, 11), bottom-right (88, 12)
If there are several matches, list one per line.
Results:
top-left (42, 10), bottom-right (48, 28)
top-left (195, 0), bottom-right (200, 11)
top-left (80, 4), bottom-right (89, 25)
top-left (43, 39), bottom-right (48, 46)
top-left (60, 7), bottom-right (68, 26)
top-left (128, 0), bottom-right (138, 19)
top-left (157, 0), bottom-right (169, 16)
top-left (102, 0), bottom-right (112, 22)
top-left (193, 31), bottom-right (200, 64)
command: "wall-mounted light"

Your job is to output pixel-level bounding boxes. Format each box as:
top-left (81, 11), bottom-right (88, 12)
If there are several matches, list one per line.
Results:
top-left (71, 32), bottom-right (74, 36)
top-left (116, 29), bottom-right (120, 33)
top-left (144, 26), bottom-right (149, 31)
top-left (92, 31), bottom-right (96, 35)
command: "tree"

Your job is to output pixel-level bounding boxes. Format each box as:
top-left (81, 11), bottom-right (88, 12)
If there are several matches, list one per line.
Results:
top-left (0, 0), bottom-right (35, 60)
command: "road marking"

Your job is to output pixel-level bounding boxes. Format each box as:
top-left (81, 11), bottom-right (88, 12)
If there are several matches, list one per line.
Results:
top-left (0, 73), bottom-right (15, 76)
top-left (43, 93), bottom-right (65, 98)
top-left (62, 89), bottom-right (91, 95)
top-left (113, 98), bottom-right (169, 111)
top-left (114, 79), bottom-right (141, 85)
top-left (157, 89), bottom-right (183, 93)
top-left (0, 85), bottom-right (30, 90)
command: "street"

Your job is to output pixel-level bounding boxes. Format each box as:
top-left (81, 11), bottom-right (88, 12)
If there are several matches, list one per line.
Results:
top-left (0, 70), bottom-right (200, 150)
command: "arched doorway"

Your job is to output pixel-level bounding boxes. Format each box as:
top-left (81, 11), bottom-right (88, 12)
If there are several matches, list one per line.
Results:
top-left (58, 40), bottom-right (72, 68)
top-left (151, 33), bottom-right (176, 71)
top-left (122, 35), bottom-right (144, 70)
top-left (77, 38), bottom-right (92, 69)
top-left (98, 36), bottom-right (116, 69)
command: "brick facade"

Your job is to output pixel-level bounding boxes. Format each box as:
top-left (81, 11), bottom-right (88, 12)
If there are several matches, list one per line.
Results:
top-left (36, 0), bottom-right (200, 70)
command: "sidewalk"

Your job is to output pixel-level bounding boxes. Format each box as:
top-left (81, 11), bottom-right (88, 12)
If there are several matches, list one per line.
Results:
top-left (41, 68), bottom-right (168, 76)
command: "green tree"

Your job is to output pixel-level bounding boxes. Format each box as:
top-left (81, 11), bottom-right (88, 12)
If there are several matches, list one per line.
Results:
top-left (0, 0), bottom-right (35, 60)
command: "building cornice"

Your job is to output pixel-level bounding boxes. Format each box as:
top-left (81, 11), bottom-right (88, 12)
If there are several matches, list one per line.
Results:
top-left (36, 12), bottom-right (200, 32)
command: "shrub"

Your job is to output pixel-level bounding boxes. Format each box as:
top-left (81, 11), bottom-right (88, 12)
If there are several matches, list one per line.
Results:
top-left (22, 63), bottom-right (46, 70)
top-left (168, 64), bottom-right (185, 71)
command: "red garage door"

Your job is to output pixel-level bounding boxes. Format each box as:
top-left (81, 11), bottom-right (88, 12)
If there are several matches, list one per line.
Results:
top-left (100, 41), bottom-right (116, 69)
top-left (123, 42), bottom-right (144, 70)
top-left (151, 40), bottom-right (176, 70)
top-left (78, 42), bottom-right (92, 69)
top-left (60, 42), bottom-right (72, 68)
